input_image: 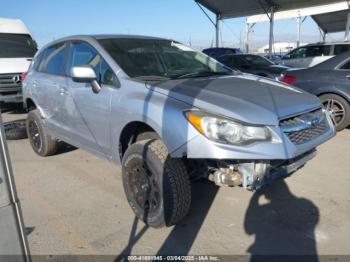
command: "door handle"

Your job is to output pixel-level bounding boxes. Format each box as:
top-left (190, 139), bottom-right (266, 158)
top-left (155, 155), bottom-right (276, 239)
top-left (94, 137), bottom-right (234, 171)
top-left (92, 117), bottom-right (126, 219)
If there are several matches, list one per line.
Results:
top-left (346, 75), bottom-right (350, 80)
top-left (58, 85), bottom-right (68, 95)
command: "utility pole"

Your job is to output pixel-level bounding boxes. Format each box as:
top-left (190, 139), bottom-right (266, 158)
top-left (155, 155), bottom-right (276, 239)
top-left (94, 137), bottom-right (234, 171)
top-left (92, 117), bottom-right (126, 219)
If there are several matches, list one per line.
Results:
top-left (215, 14), bottom-right (220, 47)
top-left (268, 6), bottom-right (275, 56)
top-left (296, 14), bottom-right (301, 47)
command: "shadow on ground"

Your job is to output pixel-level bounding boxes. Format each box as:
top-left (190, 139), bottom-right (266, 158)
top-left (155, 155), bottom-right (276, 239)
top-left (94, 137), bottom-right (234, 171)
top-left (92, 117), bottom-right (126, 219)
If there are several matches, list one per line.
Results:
top-left (244, 180), bottom-right (319, 262)
top-left (115, 180), bottom-right (218, 261)
top-left (116, 179), bottom-right (320, 262)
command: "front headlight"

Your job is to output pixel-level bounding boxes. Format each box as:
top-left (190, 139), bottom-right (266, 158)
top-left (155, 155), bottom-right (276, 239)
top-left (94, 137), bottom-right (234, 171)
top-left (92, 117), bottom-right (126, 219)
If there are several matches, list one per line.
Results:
top-left (185, 110), bottom-right (272, 145)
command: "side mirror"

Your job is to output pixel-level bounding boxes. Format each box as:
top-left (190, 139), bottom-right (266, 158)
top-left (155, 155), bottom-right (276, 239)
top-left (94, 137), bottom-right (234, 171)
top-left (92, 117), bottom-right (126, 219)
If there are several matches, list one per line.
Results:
top-left (71, 66), bottom-right (101, 94)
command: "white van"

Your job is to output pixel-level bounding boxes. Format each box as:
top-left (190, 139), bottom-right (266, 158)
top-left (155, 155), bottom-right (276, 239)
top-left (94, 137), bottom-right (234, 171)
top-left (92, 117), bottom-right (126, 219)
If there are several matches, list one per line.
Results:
top-left (281, 42), bottom-right (350, 68)
top-left (0, 18), bottom-right (37, 106)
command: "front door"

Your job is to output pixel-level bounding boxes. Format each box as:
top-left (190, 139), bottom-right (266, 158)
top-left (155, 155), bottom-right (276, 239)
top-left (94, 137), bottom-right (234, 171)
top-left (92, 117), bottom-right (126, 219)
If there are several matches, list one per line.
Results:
top-left (61, 41), bottom-right (116, 158)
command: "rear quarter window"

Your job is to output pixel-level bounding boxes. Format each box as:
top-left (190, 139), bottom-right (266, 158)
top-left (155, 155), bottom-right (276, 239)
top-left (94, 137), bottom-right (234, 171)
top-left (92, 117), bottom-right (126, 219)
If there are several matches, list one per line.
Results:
top-left (38, 43), bottom-right (66, 75)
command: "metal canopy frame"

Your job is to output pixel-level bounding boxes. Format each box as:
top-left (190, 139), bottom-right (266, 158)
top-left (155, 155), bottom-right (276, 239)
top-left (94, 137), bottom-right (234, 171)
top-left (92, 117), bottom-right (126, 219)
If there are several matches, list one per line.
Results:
top-left (312, 8), bottom-right (350, 40)
top-left (195, 0), bottom-right (347, 53)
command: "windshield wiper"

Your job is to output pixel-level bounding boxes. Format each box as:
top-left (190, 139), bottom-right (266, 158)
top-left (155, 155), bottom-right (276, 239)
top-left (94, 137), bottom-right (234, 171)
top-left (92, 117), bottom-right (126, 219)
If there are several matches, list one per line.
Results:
top-left (133, 75), bottom-right (170, 81)
top-left (171, 70), bottom-right (232, 79)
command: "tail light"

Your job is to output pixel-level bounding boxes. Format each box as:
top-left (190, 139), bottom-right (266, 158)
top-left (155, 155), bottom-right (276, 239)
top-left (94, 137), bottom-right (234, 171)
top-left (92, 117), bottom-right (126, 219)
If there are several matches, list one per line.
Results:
top-left (20, 72), bottom-right (28, 81)
top-left (281, 75), bottom-right (297, 85)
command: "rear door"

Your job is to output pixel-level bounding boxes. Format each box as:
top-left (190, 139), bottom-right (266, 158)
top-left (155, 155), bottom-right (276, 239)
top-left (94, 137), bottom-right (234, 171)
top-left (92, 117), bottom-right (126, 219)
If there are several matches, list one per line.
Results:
top-left (33, 42), bottom-right (69, 137)
top-left (331, 58), bottom-right (350, 90)
top-left (62, 41), bottom-right (116, 158)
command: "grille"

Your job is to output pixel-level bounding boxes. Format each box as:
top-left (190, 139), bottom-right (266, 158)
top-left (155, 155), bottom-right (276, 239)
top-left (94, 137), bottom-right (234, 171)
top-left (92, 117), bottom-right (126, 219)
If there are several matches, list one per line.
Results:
top-left (0, 73), bottom-right (22, 91)
top-left (280, 109), bottom-right (329, 145)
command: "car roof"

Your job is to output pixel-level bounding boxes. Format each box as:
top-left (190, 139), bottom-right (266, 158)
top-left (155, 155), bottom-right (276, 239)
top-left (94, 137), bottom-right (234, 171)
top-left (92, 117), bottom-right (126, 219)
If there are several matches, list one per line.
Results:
top-left (303, 41), bottom-right (350, 47)
top-left (203, 47), bottom-right (240, 51)
top-left (55, 34), bottom-right (169, 42)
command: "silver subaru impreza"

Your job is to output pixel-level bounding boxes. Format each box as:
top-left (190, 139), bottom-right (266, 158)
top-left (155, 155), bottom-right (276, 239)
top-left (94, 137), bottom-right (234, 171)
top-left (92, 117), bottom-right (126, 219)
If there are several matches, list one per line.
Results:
top-left (23, 35), bottom-right (335, 227)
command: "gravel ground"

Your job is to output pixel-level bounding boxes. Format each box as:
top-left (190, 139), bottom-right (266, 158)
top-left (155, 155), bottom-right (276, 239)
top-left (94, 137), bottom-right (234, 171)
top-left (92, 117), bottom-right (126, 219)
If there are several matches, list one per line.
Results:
top-left (2, 111), bottom-right (350, 259)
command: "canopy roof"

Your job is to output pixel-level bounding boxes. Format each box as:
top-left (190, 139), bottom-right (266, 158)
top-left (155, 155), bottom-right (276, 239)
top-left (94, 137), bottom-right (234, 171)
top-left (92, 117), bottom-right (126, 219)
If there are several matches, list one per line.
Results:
top-left (196, 0), bottom-right (346, 19)
top-left (312, 9), bottom-right (350, 33)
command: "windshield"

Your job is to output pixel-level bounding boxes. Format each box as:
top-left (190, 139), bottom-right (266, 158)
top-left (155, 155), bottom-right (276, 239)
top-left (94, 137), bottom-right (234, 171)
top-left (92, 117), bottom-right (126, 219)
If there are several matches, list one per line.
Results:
top-left (240, 55), bottom-right (273, 67)
top-left (0, 33), bottom-right (37, 58)
top-left (98, 38), bottom-right (231, 79)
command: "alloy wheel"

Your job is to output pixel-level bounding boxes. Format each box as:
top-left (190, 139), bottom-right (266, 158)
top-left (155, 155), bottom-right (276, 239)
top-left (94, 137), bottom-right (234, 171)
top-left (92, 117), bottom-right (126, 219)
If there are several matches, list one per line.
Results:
top-left (323, 99), bottom-right (346, 126)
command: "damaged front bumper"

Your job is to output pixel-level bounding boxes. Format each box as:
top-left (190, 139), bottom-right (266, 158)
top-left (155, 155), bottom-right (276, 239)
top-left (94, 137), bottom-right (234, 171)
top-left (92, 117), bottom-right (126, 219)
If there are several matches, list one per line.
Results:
top-left (208, 149), bottom-right (317, 190)
top-left (180, 108), bottom-right (335, 190)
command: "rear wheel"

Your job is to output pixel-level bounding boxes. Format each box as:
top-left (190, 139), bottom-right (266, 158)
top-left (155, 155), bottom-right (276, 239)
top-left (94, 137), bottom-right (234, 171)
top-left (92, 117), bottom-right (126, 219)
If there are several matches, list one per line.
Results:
top-left (319, 94), bottom-right (350, 131)
top-left (26, 109), bottom-right (58, 156)
top-left (122, 139), bottom-right (191, 228)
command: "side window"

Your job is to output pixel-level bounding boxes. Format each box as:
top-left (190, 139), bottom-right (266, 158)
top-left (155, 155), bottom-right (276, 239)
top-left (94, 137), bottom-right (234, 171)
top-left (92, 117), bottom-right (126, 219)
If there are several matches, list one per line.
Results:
top-left (334, 45), bottom-right (350, 55)
top-left (305, 45), bottom-right (331, 57)
top-left (39, 43), bottom-right (66, 75)
top-left (289, 47), bottom-right (307, 59)
top-left (67, 42), bottom-right (114, 85)
top-left (32, 51), bottom-right (44, 71)
top-left (340, 60), bottom-right (350, 70)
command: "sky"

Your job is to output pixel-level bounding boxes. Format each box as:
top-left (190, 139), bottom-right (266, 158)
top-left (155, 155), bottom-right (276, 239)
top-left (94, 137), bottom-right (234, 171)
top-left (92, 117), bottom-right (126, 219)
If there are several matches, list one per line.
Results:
top-left (0, 0), bottom-right (344, 50)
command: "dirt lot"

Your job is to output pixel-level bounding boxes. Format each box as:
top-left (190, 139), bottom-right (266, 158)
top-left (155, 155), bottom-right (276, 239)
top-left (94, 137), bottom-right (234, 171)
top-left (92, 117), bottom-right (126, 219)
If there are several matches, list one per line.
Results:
top-left (3, 111), bottom-right (350, 258)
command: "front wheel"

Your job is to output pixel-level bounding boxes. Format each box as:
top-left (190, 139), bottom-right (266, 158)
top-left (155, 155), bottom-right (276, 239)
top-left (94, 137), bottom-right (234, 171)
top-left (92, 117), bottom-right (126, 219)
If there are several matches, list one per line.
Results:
top-left (26, 109), bottom-right (58, 156)
top-left (320, 94), bottom-right (350, 131)
top-left (122, 139), bottom-right (191, 228)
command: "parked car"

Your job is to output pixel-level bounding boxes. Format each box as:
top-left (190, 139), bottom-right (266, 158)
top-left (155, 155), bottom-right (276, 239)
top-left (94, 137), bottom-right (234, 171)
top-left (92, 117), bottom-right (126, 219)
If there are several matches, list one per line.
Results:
top-left (0, 18), bottom-right (37, 107)
top-left (217, 54), bottom-right (288, 79)
top-left (263, 53), bottom-right (283, 64)
top-left (281, 51), bottom-right (350, 131)
top-left (202, 47), bottom-right (243, 60)
top-left (281, 42), bottom-right (350, 68)
top-left (23, 35), bottom-right (335, 228)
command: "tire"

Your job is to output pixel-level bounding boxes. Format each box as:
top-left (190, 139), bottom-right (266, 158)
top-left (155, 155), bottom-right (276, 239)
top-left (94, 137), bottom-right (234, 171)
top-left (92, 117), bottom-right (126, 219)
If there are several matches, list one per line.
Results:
top-left (4, 120), bottom-right (28, 140)
top-left (122, 139), bottom-right (191, 228)
top-left (319, 94), bottom-right (350, 131)
top-left (26, 109), bottom-right (58, 156)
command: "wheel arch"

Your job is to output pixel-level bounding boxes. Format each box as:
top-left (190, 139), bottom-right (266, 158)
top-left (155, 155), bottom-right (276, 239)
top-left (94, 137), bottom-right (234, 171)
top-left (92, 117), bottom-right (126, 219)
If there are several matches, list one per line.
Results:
top-left (317, 91), bottom-right (350, 104)
top-left (118, 121), bottom-right (160, 161)
top-left (25, 98), bottom-right (37, 111)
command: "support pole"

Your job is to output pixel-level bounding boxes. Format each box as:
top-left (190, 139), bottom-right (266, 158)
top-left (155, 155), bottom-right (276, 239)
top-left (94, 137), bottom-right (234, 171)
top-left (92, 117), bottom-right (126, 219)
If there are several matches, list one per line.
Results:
top-left (268, 6), bottom-right (275, 56)
top-left (345, 12), bottom-right (350, 41)
top-left (245, 22), bottom-right (250, 53)
top-left (216, 14), bottom-right (220, 47)
top-left (296, 15), bottom-right (301, 47)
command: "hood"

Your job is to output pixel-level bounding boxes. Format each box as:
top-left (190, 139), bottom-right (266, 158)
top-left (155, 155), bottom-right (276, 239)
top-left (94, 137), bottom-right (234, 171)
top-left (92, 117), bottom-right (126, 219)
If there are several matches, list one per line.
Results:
top-left (148, 74), bottom-right (321, 126)
top-left (0, 58), bottom-right (32, 74)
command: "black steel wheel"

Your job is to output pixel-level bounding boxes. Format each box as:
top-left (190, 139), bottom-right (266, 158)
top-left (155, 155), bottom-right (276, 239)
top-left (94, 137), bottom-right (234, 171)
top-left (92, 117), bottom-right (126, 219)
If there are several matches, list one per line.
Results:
top-left (28, 119), bottom-right (42, 151)
top-left (320, 94), bottom-right (350, 131)
top-left (26, 109), bottom-right (58, 156)
top-left (122, 139), bottom-right (191, 228)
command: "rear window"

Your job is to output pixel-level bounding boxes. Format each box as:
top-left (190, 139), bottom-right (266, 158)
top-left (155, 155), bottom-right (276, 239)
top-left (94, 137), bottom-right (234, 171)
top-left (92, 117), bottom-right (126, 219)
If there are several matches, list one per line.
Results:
top-left (0, 33), bottom-right (37, 58)
top-left (340, 59), bottom-right (350, 70)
